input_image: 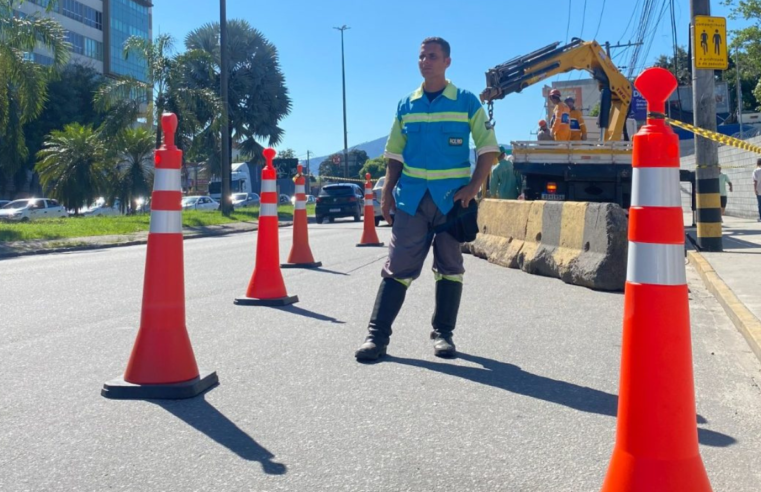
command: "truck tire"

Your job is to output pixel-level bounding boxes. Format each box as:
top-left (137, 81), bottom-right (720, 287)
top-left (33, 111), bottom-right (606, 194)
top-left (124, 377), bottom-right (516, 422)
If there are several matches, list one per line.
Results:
top-left (316, 216), bottom-right (324, 224)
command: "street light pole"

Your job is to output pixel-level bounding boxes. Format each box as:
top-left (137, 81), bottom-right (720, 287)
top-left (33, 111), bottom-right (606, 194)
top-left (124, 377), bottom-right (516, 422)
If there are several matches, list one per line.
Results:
top-left (334, 25), bottom-right (350, 179)
top-left (219, 0), bottom-right (232, 215)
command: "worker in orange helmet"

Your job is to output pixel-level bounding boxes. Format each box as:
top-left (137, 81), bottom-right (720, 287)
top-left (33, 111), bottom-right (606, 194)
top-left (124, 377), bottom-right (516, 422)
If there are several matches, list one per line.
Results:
top-left (565, 96), bottom-right (587, 141)
top-left (537, 119), bottom-right (553, 141)
top-left (548, 89), bottom-right (571, 141)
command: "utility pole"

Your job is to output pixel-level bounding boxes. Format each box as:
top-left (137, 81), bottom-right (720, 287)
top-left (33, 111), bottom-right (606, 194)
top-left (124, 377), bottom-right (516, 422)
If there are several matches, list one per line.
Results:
top-left (219, 0), bottom-right (232, 215)
top-left (735, 44), bottom-right (743, 139)
top-left (334, 25), bottom-right (350, 179)
top-left (691, 0), bottom-right (722, 251)
top-left (306, 150), bottom-right (311, 193)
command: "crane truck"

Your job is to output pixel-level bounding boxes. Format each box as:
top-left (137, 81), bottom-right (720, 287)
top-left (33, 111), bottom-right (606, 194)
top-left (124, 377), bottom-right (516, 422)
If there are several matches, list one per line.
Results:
top-left (480, 38), bottom-right (637, 207)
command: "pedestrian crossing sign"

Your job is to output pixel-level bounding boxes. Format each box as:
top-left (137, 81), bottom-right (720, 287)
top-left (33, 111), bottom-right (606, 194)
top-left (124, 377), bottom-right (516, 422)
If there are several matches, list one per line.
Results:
top-left (694, 16), bottom-right (728, 70)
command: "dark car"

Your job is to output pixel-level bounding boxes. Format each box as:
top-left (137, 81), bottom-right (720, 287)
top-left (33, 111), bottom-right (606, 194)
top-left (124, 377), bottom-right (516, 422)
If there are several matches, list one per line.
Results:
top-left (315, 183), bottom-right (364, 223)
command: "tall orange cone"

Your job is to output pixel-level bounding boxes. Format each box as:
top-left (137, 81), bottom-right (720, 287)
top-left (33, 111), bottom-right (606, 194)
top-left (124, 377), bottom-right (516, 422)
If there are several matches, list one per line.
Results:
top-left (102, 113), bottom-right (218, 400)
top-left (600, 67), bottom-right (712, 491)
top-left (235, 148), bottom-right (298, 306)
top-left (356, 173), bottom-right (384, 247)
top-left (282, 164), bottom-right (322, 269)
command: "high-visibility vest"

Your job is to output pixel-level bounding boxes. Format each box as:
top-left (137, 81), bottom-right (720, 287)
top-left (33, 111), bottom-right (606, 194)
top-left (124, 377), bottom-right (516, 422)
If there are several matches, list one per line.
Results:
top-left (384, 81), bottom-right (499, 215)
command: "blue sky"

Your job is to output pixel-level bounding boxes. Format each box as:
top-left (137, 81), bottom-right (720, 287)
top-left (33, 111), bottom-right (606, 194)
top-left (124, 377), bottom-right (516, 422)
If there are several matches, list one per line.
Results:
top-left (152, 0), bottom-right (742, 161)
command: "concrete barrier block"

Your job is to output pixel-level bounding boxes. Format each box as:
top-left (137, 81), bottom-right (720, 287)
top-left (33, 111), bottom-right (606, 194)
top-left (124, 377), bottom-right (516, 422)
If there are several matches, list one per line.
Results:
top-left (463, 199), bottom-right (530, 268)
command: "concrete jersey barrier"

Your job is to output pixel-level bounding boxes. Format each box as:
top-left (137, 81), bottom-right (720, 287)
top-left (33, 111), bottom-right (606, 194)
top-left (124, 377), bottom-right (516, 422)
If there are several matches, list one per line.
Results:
top-left (464, 199), bottom-right (628, 291)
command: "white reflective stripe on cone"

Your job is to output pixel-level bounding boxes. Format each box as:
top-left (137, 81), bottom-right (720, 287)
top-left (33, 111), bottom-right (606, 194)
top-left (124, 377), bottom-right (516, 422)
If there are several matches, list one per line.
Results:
top-left (260, 203), bottom-right (277, 216)
top-left (153, 169), bottom-right (181, 192)
top-left (631, 168), bottom-right (681, 207)
top-left (626, 241), bottom-right (686, 285)
top-left (296, 184), bottom-right (305, 194)
top-left (149, 210), bottom-right (183, 234)
top-left (261, 180), bottom-right (276, 193)
top-left (295, 202), bottom-right (306, 210)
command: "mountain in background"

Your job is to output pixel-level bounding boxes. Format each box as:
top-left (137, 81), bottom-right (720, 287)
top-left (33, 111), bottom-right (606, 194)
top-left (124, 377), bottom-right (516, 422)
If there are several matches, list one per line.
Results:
top-left (307, 136), bottom-right (511, 173)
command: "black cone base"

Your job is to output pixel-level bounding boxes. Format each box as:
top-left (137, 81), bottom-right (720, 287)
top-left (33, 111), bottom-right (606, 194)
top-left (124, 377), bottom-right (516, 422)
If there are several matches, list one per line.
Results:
top-left (101, 370), bottom-right (218, 400)
top-left (234, 295), bottom-right (299, 306)
top-left (280, 261), bottom-right (322, 269)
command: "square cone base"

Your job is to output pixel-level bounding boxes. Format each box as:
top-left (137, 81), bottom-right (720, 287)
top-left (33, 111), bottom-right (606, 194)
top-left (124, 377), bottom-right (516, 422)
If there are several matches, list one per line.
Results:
top-left (356, 242), bottom-right (385, 247)
top-left (101, 370), bottom-right (218, 400)
top-left (234, 295), bottom-right (299, 306)
top-left (280, 261), bottom-right (322, 269)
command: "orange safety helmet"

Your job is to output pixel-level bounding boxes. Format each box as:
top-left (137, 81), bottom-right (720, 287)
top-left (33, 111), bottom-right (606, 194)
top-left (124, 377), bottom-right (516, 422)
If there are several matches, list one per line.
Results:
top-left (538, 119), bottom-right (547, 127)
top-left (549, 89), bottom-right (562, 99)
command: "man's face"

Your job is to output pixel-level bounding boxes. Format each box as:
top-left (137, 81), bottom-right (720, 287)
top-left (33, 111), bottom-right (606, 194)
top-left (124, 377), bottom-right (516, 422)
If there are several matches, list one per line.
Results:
top-left (419, 43), bottom-right (450, 79)
top-left (551, 96), bottom-right (560, 105)
top-left (566, 100), bottom-right (575, 109)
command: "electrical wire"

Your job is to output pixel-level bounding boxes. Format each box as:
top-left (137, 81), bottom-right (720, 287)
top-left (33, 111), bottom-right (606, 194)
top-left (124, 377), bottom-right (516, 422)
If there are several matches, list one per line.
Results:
top-left (593, 0), bottom-right (606, 40)
top-left (580, 0), bottom-right (587, 39)
top-left (565, 0), bottom-right (573, 44)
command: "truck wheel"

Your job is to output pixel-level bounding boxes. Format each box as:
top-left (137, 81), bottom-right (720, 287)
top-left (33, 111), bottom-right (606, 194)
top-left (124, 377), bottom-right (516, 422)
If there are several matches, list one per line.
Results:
top-left (316, 216), bottom-right (324, 224)
top-left (328, 217), bottom-right (335, 223)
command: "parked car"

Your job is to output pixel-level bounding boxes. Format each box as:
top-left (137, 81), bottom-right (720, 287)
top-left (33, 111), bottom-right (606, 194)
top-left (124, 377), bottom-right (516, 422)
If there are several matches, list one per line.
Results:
top-left (371, 177), bottom-right (386, 227)
top-left (0, 200), bottom-right (10, 209)
top-left (315, 183), bottom-right (364, 223)
top-left (70, 197), bottom-right (123, 217)
top-left (231, 192), bottom-right (260, 207)
top-left (181, 195), bottom-right (219, 211)
top-left (279, 194), bottom-right (291, 205)
top-left (0, 198), bottom-right (68, 222)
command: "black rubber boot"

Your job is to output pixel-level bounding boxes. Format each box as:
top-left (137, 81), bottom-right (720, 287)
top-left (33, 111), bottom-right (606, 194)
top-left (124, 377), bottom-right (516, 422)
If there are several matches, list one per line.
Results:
top-left (430, 278), bottom-right (463, 358)
top-left (355, 278), bottom-right (408, 361)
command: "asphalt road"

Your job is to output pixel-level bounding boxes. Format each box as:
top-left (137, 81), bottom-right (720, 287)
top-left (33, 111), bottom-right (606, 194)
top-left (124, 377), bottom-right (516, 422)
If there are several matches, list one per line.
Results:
top-left (1, 221), bottom-right (760, 491)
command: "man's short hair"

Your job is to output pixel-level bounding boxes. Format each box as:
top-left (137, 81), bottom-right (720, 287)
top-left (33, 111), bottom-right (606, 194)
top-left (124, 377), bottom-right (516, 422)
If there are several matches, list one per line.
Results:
top-left (421, 37), bottom-right (451, 58)
top-left (757, 157), bottom-right (761, 166)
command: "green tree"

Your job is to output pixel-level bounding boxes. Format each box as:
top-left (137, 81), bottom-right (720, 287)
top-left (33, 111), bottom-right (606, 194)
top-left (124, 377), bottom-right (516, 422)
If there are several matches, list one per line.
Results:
top-left (0, 0), bottom-right (68, 193)
top-left (278, 148), bottom-right (297, 159)
top-left (359, 156), bottom-right (386, 179)
top-left (109, 127), bottom-right (154, 214)
top-left (24, 63), bottom-right (105, 172)
top-left (653, 46), bottom-right (692, 86)
top-left (722, 0), bottom-right (761, 110)
top-left (184, 20), bottom-right (292, 173)
top-left (35, 123), bottom-right (112, 213)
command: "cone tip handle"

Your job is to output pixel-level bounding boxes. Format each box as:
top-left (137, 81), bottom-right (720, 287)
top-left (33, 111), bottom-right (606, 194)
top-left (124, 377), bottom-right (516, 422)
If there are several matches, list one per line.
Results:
top-left (297, 164), bottom-right (303, 174)
top-left (634, 67), bottom-right (677, 114)
top-left (161, 113), bottom-right (177, 145)
top-left (365, 173), bottom-right (371, 181)
top-left (263, 148), bottom-right (276, 168)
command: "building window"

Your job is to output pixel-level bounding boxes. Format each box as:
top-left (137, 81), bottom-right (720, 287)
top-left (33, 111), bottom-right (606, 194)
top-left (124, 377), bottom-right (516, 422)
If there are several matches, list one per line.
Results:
top-left (62, 0), bottom-right (103, 30)
top-left (65, 31), bottom-right (103, 61)
top-left (109, 0), bottom-right (150, 81)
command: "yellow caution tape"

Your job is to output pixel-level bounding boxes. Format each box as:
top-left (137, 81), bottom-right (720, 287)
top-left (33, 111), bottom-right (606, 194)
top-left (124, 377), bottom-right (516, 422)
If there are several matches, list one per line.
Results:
top-left (666, 118), bottom-right (761, 169)
top-left (319, 175), bottom-right (377, 184)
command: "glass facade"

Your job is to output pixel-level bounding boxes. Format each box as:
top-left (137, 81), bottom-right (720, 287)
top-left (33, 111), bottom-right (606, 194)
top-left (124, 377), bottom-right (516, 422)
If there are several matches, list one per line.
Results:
top-left (109, 0), bottom-right (150, 81)
top-left (62, 0), bottom-right (103, 30)
top-left (64, 30), bottom-right (103, 61)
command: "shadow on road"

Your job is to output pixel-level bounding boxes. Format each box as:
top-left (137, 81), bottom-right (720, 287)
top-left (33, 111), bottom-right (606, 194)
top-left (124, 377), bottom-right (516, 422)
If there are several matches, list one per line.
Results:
top-left (154, 397), bottom-right (287, 475)
top-left (274, 304), bottom-right (345, 324)
top-left (387, 352), bottom-right (736, 447)
top-left (312, 267), bottom-right (350, 276)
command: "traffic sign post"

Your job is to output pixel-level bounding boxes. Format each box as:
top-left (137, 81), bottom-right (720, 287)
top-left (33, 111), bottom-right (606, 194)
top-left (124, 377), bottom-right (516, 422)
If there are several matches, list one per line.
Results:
top-left (694, 16), bottom-right (728, 70)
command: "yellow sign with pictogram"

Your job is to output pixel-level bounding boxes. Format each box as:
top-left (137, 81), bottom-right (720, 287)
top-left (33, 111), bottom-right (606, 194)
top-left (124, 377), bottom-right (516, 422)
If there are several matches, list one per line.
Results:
top-left (694, 16), bottom-right (728, 70)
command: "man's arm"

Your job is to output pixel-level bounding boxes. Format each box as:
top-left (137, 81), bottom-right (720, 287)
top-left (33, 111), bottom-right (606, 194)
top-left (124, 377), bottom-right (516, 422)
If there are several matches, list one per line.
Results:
top-left (381, 159), bottom-right (403, 224)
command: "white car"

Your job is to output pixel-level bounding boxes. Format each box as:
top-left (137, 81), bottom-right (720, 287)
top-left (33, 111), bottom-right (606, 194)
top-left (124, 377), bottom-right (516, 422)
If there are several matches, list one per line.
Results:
top-left (0, 198), bottom-right (68, 222)
top-left (290, 194), bottom-right (316, 205)
top-left (75, 198), bottom-right (123, 217)
top-left (372, 177), bottom-right (386, 226)
top-left (231, 192), bottom-right (260, 207)
top-left (181, 196), bottom-right (219, 210)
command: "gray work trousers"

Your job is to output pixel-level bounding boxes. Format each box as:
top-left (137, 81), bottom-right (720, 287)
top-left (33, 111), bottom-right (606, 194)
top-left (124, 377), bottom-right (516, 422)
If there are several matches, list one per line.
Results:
top-left (382, 192), bottom-right (464, 282)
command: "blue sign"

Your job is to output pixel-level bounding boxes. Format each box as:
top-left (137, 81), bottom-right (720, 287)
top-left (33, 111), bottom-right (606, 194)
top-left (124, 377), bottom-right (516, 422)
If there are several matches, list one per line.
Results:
top-left (632, 89), bottom-right (648, 121)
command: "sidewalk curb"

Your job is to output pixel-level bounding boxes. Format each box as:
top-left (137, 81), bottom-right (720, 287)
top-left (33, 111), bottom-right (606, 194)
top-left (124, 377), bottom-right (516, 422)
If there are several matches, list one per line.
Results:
top-left (0, 221), bottom-right (293, 260)
top-left (688, 250), bottom-right (761, 363)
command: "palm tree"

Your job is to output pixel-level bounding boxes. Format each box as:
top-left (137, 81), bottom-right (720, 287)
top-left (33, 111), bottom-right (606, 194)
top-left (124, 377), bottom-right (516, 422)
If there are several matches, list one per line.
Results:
top-left (183, 20), bottom-right (292, 174)
top-left (0, 0), bottom-right (69, 191)
top-left (35, 123), bottom-right (112, 214)
top-left (109, 127), bottom-right (154, 214)
top-left (95, 34), bottom-right (219, 149)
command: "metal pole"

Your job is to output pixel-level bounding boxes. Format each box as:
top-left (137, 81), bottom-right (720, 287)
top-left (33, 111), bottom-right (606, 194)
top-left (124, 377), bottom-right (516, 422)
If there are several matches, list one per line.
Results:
top-left (219, 0), bottom-right (232, 215)
top-left (691, 0), bottom-right (722, 251)
top-left (736, 44), bottom-right (743, 139)
top-left (334, 25), bottom-right (350, 178)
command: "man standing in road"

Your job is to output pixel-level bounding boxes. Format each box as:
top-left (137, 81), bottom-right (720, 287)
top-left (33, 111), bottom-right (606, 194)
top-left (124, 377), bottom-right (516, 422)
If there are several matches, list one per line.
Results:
top-left (754, 159), bottom-right (761, 221)
top-left (490, 146), bottom-right (521, 200)
top-left (355, 37), bottom-right (499, 361)
top-left (549, 89), bottom-right (571, 141)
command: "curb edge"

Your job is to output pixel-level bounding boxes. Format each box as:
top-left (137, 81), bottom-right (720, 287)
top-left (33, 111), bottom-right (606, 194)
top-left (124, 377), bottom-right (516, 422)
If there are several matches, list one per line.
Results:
top-left (688, 250), bottom-right (761, 363)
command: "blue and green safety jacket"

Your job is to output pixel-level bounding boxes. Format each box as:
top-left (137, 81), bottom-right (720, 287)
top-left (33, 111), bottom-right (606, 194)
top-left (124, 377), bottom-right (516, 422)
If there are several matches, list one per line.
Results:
top-left (383, 81), bottom-right (499, 215)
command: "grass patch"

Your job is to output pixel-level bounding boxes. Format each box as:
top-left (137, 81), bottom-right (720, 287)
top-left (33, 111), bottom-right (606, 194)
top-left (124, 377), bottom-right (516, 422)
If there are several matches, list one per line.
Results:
top-left (0, 204), bottom-right (313, 242)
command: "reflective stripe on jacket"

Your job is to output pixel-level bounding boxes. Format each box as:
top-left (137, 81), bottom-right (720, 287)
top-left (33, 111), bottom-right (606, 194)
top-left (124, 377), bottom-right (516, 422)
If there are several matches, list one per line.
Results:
top-left (384, 81), bottom-right (499, 215)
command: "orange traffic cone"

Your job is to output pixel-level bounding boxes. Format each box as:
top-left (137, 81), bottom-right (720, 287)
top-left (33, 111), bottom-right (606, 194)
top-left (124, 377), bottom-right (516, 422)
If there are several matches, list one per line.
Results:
top-left (282, 164), bottom-right (321, 269)
top-left (356, 173), bottom-right (384, 247)
top-left (102, 113), bottom-right (218, 400)
top-left (600, 67), bottom-right (712, 491)
top-left (235, 148), bottom-right (298, 306)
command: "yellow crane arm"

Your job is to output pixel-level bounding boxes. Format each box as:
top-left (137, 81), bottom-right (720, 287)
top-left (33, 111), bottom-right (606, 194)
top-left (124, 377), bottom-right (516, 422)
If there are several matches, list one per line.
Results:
top-left (480, 39), bottom-right (633, 141)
